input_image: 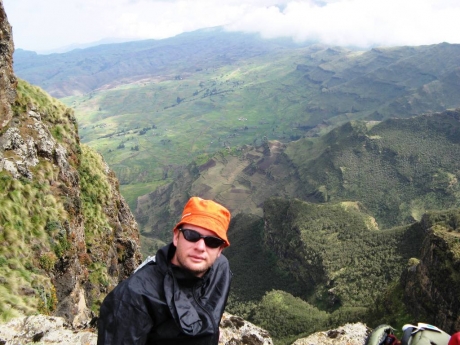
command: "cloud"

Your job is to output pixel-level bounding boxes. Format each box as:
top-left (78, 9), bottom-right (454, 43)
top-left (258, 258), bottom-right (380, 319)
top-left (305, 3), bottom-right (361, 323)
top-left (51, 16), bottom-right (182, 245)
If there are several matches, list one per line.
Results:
top-left (3, 0), bottom-right (460, 52)
top-left (226, 0), bottom-right (460, 47)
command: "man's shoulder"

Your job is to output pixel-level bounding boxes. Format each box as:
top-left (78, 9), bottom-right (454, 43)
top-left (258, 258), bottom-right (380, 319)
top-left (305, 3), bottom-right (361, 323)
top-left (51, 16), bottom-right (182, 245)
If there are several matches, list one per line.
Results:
top-left (112, 258), bottom-right (164, 295)
top-left (132, 243), bottom-right (171, 276)
top-left (131, 258), bottom-right (164, 280)
top-left (216, 253), bottom-right (229, 265)
top-left (133, 255), bottom-right (157, 274)
top-left (212, 254), bottom-right (231, 275)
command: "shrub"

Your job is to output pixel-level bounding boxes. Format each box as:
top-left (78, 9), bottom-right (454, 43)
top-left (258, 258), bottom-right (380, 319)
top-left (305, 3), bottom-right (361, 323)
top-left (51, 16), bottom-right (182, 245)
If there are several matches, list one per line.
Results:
top-left (37, 285), bottom-right (58, 315)
top-left (39, 253), bottom-right (57, 272)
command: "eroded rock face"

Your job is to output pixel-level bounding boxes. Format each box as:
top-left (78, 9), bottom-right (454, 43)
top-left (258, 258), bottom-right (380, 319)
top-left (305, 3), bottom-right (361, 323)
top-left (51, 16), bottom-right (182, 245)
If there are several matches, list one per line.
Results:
top-left (401, 213), bottom-right (460, 334)
top-left (0, 0), bottom-right (17, 130)
top-left (0, 315), bottom-right (97, 345)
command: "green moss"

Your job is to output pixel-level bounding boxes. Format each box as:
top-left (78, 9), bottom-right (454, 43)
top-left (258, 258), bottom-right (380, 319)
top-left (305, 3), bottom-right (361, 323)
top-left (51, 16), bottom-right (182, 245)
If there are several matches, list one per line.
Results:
top-left (15, 79), bottom-right (72, 124)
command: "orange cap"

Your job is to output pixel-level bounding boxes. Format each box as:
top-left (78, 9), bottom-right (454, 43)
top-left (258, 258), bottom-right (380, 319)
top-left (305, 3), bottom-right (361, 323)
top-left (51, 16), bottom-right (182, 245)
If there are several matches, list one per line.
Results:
top-left (174, 197), bottom-right (231, 247)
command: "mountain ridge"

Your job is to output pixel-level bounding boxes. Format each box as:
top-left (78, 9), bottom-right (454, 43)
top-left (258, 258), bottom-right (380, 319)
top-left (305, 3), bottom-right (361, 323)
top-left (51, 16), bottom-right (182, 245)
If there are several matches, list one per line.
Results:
top-left (13, 28), bottom-right (305, 98)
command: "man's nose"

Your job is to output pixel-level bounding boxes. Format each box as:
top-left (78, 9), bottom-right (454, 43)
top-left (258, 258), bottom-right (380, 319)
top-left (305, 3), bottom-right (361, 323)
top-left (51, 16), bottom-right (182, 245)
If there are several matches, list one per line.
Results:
top-left (195, 238), bottom-right (206, 250)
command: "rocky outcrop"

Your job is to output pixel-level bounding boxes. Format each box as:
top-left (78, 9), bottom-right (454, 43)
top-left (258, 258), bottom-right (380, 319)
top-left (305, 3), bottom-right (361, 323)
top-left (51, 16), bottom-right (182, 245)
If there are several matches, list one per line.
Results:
top-left (0, 315), bottom-right (97, 345)
top-left (0, 0), bottom-right (142, 324)
top-left (292, 323), bottom-right (370, 345)
top-left (0, 313), bottom-right (275, 345)
top-left (0, 314), bottom-right (372, 345)
top-left (401, 210), bottom-right (460, 334)
top-left (0, 87), bottom-right (142, 323)
top-left (219, 313), bottom-right (273, 345)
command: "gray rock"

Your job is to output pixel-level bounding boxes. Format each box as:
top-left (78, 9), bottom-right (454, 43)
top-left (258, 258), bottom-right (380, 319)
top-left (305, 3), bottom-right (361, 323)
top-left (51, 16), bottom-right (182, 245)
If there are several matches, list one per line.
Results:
top-left (0, 315), bottom-right (97, 345)
top-left (0, 313), bottom-right (275, 345)
top-left (28, 110), bottom-right (41, 121)
top-left (2, 128), bottom-right (24, 151)
top-left (0, 158), bottom-right (19, 178)
top-left (219, 312), bottom-right (274, 345)
top-left (292, 323), bottom-right (371, 345)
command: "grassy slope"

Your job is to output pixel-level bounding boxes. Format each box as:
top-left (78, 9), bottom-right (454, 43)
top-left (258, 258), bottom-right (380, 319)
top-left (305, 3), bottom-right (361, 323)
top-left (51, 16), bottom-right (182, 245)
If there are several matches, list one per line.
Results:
top-left (0, 80), bottom-right (76, 320)
top-left (261, 198), bottom-right (424, 308)
top-left (0, 79), bottom-right (137, 320)
top-left (0, 172), bottom-right (61, 319)
top-left (366, 209), bottom-right (460, 334)
top-left (60, 47), bottom-right (314, 208)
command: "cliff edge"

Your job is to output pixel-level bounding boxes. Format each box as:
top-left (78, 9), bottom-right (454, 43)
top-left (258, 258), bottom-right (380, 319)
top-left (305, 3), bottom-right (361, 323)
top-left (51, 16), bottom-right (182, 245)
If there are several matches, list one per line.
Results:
top-left (0, 0), bottom-right (142, 324)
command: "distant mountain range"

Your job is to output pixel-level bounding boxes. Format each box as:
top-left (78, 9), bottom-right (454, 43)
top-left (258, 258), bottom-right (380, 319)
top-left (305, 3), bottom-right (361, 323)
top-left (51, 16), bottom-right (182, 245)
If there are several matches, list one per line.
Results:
top-left (13, 32), bottom-right (460, 217)
top-left (13, 28), bottom-right (306, 97)
top-left (26, 37), bottom-right (143, 55)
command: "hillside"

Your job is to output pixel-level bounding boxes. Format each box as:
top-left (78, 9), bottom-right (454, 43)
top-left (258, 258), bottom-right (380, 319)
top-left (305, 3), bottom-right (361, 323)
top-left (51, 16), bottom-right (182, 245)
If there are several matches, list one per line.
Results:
top-left (0, 1), bottom-right (142, 323)
top-left (13, 35), bottom-right (460, 212)
top-left (286, 110), bottom-right (460, 228)
top-left (400, 209), bottom-right (460, 333)
top-left (137, 109), bottom-right (460, 244)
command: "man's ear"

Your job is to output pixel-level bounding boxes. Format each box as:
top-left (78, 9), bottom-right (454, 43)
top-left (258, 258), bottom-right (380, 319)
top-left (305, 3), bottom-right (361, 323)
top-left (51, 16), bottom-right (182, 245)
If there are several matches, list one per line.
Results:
top-left (173, 229), bottom-right (179, 246)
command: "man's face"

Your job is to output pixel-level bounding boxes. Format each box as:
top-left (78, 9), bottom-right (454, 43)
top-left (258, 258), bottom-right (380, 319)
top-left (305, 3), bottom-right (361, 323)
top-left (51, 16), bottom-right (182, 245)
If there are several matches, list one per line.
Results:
top-left (171, 223), bottom-right (223, 277)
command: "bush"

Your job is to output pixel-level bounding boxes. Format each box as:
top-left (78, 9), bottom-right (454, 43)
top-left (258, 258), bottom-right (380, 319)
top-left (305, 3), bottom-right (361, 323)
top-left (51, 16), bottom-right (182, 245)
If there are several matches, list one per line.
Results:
top-left (39, 253), bottom-right (57, 272)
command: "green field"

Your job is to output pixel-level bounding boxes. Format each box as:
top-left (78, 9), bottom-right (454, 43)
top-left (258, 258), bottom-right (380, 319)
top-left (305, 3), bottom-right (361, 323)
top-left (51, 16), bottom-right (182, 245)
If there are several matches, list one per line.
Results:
top-left (60, 48), bottom-right (314, 205)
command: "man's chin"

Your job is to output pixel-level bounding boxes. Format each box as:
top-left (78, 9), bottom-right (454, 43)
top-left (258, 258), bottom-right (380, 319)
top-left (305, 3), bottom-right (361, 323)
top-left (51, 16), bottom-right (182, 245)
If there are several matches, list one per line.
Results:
top-left (185, 263), bottom-right (208, 277)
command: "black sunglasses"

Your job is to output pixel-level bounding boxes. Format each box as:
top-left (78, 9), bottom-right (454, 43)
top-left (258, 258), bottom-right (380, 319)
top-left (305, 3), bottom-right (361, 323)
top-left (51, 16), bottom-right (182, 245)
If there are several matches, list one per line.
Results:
top-left (179, 228), bottom-right (224, 248)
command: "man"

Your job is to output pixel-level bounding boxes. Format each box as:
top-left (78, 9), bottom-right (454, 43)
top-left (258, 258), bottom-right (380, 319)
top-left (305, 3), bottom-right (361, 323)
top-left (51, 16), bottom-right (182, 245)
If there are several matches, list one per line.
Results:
top-left (97, 197), bottom-right (232, 344)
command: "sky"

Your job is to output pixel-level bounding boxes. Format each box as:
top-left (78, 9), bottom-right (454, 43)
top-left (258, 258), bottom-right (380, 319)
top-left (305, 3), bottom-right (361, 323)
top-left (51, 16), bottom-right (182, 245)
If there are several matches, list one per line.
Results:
top-left (3, 0), bottom-right (460, 53)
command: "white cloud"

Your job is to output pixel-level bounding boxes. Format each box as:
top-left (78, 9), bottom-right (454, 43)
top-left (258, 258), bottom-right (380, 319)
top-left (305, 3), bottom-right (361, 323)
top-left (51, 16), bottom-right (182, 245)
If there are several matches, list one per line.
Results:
top-left (226, 0), bottom-right (460, 47)
top-left (3, 0), bottom-right (460, 52)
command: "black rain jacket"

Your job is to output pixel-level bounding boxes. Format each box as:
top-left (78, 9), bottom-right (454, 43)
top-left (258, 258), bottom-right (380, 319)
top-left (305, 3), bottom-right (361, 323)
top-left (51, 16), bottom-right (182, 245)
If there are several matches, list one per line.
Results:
top-left (97, 243), bottom-right (232, 344)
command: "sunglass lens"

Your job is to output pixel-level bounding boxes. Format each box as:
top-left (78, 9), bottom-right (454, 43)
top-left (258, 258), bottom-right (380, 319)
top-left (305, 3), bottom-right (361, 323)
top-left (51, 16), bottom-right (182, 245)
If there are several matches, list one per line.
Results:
top-left (204, 237), bottom-right (224, 248)
top-left (182, 229), bottom-right (200, 242)
top-left (181, 229), bottom-right (224, 248)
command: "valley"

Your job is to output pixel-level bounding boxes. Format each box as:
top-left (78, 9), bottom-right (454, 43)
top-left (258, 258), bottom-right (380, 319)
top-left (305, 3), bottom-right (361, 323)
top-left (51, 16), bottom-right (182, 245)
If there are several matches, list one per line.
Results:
top-left (14, 35), bottom-right (460, 214)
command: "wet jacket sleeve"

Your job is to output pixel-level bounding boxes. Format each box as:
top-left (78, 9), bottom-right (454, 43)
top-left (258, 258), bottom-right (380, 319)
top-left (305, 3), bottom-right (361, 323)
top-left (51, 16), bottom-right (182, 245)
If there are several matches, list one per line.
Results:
top-left (97, 283), bottom-right (153, 345)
